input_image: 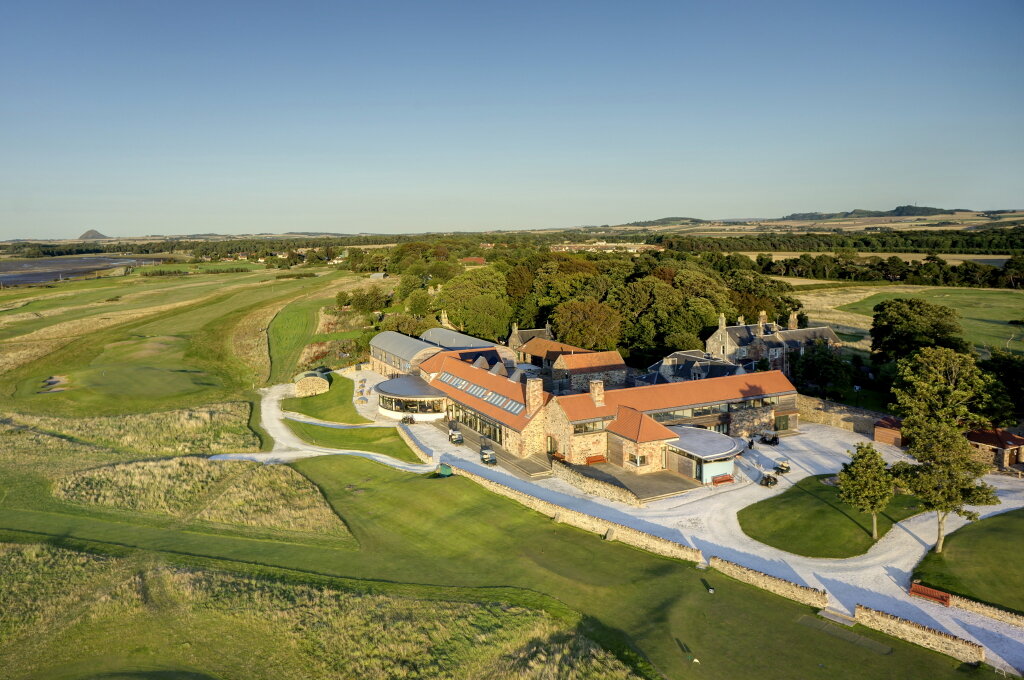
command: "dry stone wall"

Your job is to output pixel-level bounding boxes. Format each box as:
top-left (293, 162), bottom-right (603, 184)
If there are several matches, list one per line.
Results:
top-left (729, 406), bottom-right (776, 438)
top-left (709, 557), bottom-right (828, 608)
top-left (448, 465), bottom-right (702, 563)
top-left (396, 425), bottom-right (433, 464)
top-left (854, 605), bottom-right (985, 664)
top-left (797, 395), bottom-right (887, 436)
top-left (294, 375), bottom-right (330, 397)
top-left (550, 459), bottom-right (641, 506)
top-left (949, 595), bottom-right (1024, 630)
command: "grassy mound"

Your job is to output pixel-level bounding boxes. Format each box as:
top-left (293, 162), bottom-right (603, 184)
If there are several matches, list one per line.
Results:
top-left (281, 374), bottom-right (370, 424)
top-left (55, 458), bottom-right (349, 538)
top-left (738, 475), bottom-right (922, 558)
top-left (0, 543), bottom-right (640, 680)
top-left (914, 508), bottom-right (1024, 614)
top-left (285, 421), bottom-right (422, 464)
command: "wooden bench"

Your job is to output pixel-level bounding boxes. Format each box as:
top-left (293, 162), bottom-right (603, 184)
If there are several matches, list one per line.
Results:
top-left (711, 474), bottom-right (734, 486)
top-left (585, 455), bottom-right (607, 465)
top-left (909, 583), bottom-right (950, 606)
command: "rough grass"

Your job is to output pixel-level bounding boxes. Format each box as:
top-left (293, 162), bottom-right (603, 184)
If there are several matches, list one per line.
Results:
top-left (54, 458), bottom-right (350, 538)
top-left (838, 287), bottom-right (1024, 353)
top-left (0, 543), bottom-right (639, 680)
top-left (281, 374), bottom-right (370, 424)
top-left (737, 475), bottom-right (922, 558)
top-left (6, 403), bottom-right (259, 454)
top-left (913, 508), bottom-right (1024, 614)
top-left (285, 421), bottom-right (422, 463)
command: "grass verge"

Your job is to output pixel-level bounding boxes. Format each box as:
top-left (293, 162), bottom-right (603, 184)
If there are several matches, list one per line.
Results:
top-left (737, 475), bottom-right (922, 558)
top-left (285, 421), bottom-right (422, 464)
top-left (280, 374), bottom-right (370, 424)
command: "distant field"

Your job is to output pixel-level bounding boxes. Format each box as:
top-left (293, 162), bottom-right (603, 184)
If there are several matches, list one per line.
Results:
top-left (737, 251), bottom-right (1011, 266)
top-left (839, 288), bottom-right (1024, 353)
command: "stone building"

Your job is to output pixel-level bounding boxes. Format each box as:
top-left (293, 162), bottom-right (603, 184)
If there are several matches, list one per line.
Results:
top-left (506, 322), bottom-right (553, 355)
top-left (966, 429), bottom-right (1024, 469)
top-left (420, 327), bottom-right (516, 364)
top-left (517, 336), bottom-right (591, 369)
top-left (704, 310), bottom-right (840, 375)
top-left (551, 350), bottom-right (628, 392)
top-left (646, 350), bottom-right (744, 383)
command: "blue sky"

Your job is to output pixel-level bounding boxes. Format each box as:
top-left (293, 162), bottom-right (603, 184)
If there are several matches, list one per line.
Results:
top-left (1, 0), bottom-right (1022, 238)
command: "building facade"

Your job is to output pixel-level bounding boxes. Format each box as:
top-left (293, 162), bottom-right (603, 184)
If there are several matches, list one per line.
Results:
top-left (705, 311), bottom-right (840, 375)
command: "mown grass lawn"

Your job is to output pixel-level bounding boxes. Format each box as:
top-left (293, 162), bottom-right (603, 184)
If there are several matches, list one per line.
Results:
top-left (914, 508), bottom-right (1024, 614)
top-left (280, 375), bottom-right (370, 424)
top-left (0, 455), bottom-right (991, 680)
top-left (738, 475), bottom-right (922, 558)
top-left (285, 421), bottom-right (422, 464)
top-left (838, 287), bottom-right (1024, 353)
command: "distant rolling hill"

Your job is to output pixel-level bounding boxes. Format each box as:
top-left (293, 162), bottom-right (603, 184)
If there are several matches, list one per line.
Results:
top-left (778, 205), bottom-right (969, 221)
top-left (78, 229), bottom-right (109, 239)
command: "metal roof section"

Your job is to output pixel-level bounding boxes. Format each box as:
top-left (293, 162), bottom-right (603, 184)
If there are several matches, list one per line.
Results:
top-left (375, 375), bottom-right (446, 398)
top-left (420, 327), bottom-right (495, 349)
top-left (667, 426), bottom-right (742, 461)
top-left (369, 331), bottom-right (440, 362)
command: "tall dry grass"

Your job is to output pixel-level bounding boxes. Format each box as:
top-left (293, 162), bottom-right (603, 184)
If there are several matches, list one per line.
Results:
top-left (9, 402), bottom-right (260, 454)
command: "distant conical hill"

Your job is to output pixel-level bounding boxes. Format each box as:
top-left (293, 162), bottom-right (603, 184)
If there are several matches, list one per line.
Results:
top-left (78, 229), bottom-right (109, 239)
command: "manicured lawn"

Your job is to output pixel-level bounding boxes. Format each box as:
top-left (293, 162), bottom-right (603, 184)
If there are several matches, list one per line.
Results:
top-left (0, 456), bottom-right (991, 680)
top-left (738, 475), bottom-right (923, 558)
top-left (285, 421), bottom-right (422, 464)
top-left (839, 288), bottom-right (1024, 353)
top-left (914, 508), bottom-right (1024, 614)
top-left (280, 375), bottom-right (370, 424)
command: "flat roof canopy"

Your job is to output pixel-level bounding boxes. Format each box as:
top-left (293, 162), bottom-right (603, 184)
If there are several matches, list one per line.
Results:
top-left (667, 426), bottom-right (741, 461)
top-left (375, 376), bottom-right (446, 399)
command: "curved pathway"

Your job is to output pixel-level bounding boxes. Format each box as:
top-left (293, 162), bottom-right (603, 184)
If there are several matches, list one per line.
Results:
top-left (222, 380), bottom-right (1024, 673)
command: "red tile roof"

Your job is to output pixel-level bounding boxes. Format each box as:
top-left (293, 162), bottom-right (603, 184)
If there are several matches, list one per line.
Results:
top-left (556, 371), bottom-right (797, 422)
top-left (519, 336), bottom-right (590, 360)
top-left (426, 356), bottom-right (548, 431)
top-left (554, 350), bottom-right (626, 373)
top-left (967, 429), bottom-right (1024, 450)
top-left (418, 349), bottom-right (476, 375)
top-left (605, 406), bottom-right (676, 443)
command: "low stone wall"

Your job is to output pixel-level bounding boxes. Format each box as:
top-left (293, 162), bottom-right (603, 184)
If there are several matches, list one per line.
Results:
top-left (797, 395), bottom-right (887, 437)
top-left (549, 459), bottom-right (642, 507)
top-left (449, 465), bottom-right (702, 563)
top-left (854, 605), bottom-right (985, 664)
top-left (396, 425), bottom-right (433, 464)
top-left (709, 557), bottom-right (828, 608)
top-left (949, 595), bottom-right (1024, 630)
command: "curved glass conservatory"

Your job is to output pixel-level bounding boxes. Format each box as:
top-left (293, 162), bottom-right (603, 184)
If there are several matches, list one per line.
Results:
top-left (375, 376), bottom-right (447, 421)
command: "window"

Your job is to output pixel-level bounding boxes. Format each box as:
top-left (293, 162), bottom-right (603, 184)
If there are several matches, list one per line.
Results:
top-left (573, 420), bottom-right (606, 434)
top-left (628, 453), bottom-right (648, 466)
top-left (446, 402), bottom-right (504, 444)
top-left (651, 408), bottom-right (693, 422)
top-left (379, 396), bottom-right (444, 413)
top-left (774, 415), bottom-right (789, 431)
top-left (769, 348), bottom-right (782, 359)
top-left (711, 423), bottom-right (729, 434)
top-left (729, 396), bottom-right (779, 411)
top-left (736, 347), bottom-right (747, 358)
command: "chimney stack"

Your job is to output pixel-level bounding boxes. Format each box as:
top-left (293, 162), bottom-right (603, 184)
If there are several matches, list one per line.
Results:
top-left (718, 313), bottom-right (726, 330)
top-left (589, 379), bottom-right (605, 407)
top-left (757, 310), bottom-right (767, 335)
top-left (788, 311), bottom-right (798, 330)
top-left (737, 315), bottom-right (745, 326)
top-left (525, 378), bottom-right (544, 415)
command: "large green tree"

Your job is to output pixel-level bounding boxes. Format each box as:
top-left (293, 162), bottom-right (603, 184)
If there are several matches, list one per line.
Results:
top-left (438, 267), bottom-right (508, 331)
top-left (869, 298), bottom-right (970, 363)
top-left (792, 340), bottom-right (853, 400)
top-left (838, 443), bottom-right (894, 540)
top-left (550, 299), bottom-right (622, 350)
top-left (891, 347), bottom-right (998, 553)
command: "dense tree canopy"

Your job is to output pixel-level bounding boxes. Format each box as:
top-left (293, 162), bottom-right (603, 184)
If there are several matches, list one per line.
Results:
top-left (550, 299), bottom-right (622, 350)
top-left (869, 298), bottom-right (970, 363)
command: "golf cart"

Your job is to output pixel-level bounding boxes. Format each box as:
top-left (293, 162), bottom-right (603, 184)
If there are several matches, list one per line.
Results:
top-left (759, 432), bottom-right (780, 446)
top-left (773, 459), bottom-right (791, 475)
top-left (448, 422), bottom-right (463, 445)
top-left (759, 473), bottom-right (778, 487)
top-left (479, 440), bottom-right (497, 465)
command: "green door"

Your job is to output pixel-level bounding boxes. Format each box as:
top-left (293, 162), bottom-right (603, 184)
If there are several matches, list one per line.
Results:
top-left (774, 415), bottom-right (789, 431)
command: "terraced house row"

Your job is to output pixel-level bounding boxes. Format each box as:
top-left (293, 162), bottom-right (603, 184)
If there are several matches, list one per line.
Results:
top-left (368, 328), bottom-right (799, 486)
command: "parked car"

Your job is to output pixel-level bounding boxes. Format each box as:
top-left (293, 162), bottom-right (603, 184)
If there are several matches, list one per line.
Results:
top-left (479, 442), bottom-right (497, 465)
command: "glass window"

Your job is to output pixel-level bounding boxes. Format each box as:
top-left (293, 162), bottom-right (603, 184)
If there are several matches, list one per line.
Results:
top-left (573, 420), bottom-right (606, 434)
top-left (628, 453), bottom-right (648, 466)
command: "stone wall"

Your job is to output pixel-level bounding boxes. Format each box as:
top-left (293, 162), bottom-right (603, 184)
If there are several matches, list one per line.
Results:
top-left (798, 394), bottom-right (888, 437)
top-left (709, 557), bottom-right (828, 608)
top-left (294, 375), bottom-right (330, 397)
top-left (949, 595), bottom-right (1024, 630)
top-left (728, 406), bottom-right (776, 438)
top-left (396, 424), bottom-right (433, 464)
top-left (550, 459), bottom-right (642, 506)
top-left (854, 605), bottom-right (985, 664)
top-left (448, 465), bottom-right (702, 563)
top-left (566, 369), bottom-right (627, 392)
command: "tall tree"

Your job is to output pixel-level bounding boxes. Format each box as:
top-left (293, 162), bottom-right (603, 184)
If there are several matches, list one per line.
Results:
top-left (792, 339), bottom-right (853, 400)
top-left (551, 299), bottom-right (622, 350)
top-left (869, 298), bottom-right (970, 363)
top-left (891, 348), bottom-right (998, 552)
top-left (838, 443), bottom-right (894, 540)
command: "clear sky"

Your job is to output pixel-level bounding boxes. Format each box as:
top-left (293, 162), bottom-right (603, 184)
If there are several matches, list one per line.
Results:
top-left (1, 0), bottom-right (1022, 239)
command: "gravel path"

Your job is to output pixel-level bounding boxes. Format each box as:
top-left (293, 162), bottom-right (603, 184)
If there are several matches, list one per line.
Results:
top-left (218, 381), bottom-right (1024, 673)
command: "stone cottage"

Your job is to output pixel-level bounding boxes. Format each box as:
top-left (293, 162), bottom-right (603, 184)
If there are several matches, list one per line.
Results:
top-left (704, 310), bottom-right (840, 375)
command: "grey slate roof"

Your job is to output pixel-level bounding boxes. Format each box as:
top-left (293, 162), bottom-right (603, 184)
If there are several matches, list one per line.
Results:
top-left (420, 327), bottom-right (494, 350)
top-left (667, 426), bottom-right (742, 461)
top-left (370, 331), bottom-right (440, 362)
top-left (375, 375), bottom-right (445, 398)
